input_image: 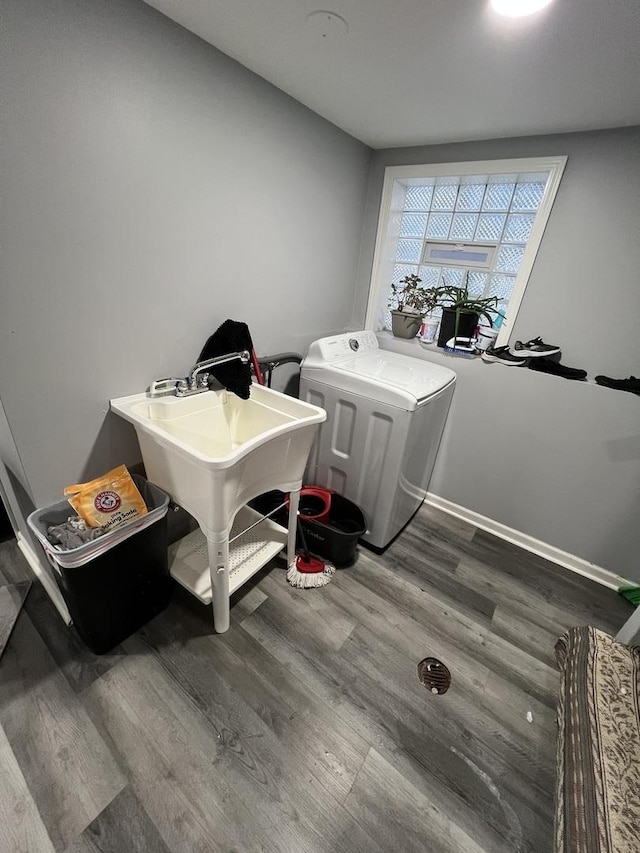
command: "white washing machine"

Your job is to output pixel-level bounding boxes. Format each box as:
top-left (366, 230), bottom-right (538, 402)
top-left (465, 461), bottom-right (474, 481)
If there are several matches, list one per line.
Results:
top-left (300, 331), bottom-right (456, 549)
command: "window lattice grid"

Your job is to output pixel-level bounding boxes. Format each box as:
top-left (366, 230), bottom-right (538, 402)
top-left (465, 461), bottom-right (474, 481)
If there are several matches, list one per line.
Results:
top-left (400, 213), bottom-right (428, 238)
top-left (417, 266), bottom-right (442, 287)
top-left (396, 239), bottom-right (422, 263)
top-left (392, 264), bottom-right (418, 284)
top-left (385, 172), bottom-right (549, 321)
top-left (404, 186), bottom-right (434, 211)
top-left (503, 214), bottom-right (535, 243)
top-left (483, 183), bottom-right (515, 212)
top-left (512, 182), bottom-right (545, 211)
top-left (475, 214), bottom-right (506, 242)
top-left (426, 213), bottom-right (453, 240)
top-left (455, 184), bottom-right (486, 211)
top-left (450, 214), bottom-right (479, 241)
top-left (489, 275), bottom-right (517, 300)
top-left (496, 245), bottom-right (525, 274)
top-left (432, 184), bottom-right (459, 211)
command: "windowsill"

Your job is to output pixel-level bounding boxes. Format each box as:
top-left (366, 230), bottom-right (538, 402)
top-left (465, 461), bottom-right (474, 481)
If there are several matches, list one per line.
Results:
top-left (376, 331), bottom-right (610, 392)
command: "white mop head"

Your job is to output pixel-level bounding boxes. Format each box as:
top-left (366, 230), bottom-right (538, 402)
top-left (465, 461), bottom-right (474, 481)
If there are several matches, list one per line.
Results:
top-left (286, 560), bottom-right (336, 589)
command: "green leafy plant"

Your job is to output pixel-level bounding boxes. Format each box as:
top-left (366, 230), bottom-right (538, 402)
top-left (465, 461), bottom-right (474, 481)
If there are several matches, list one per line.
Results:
top-left (436, 283), bottom-right (499, 325)
top-left (388, 275), bottom-right (440, 315)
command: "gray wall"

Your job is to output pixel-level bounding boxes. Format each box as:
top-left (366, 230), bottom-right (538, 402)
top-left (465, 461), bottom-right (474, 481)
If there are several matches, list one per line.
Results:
top-left (353, 128), bottom-right (640, 580)
top-left (2, 0), bottom-right (637, 584)
top-left (0, 0), bottom-right (371, 510)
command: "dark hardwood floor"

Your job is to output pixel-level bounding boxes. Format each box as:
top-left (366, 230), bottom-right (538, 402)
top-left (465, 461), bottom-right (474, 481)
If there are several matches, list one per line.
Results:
top-left (0, 504), bottom-right (633, 853)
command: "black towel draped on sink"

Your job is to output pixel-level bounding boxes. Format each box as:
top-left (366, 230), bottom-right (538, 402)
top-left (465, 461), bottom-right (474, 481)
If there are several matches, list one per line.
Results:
top-left (197, 319), bottom-right (254, 399)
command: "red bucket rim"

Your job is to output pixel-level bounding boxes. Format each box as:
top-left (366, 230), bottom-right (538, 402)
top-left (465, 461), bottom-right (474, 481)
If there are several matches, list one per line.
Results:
top-left (286, 486), bottom-right (332, 524)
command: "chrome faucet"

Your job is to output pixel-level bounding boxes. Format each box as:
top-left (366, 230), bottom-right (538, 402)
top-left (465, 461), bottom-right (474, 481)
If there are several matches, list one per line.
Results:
top-left (149, 350), bottom-right (251, 398)
top-left (188, 350), bottom-right (251, 391)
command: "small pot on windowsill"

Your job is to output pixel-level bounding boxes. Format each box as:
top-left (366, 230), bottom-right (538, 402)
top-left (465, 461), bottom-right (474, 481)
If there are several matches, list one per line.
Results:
top-left (391, 309), bottom-right (422, 339)
top-left (436, 308), bottom-right (479, 347)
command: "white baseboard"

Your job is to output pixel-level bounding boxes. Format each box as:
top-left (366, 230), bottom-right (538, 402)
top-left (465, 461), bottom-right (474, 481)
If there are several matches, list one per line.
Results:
top-left (424, 493), bottom-right (633, 591)
top-left (16, 533), bottom-right (71, 625)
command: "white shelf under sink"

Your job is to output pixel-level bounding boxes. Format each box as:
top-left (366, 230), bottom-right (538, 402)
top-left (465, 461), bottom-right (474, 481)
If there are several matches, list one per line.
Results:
top-left (167, 505), bottom-right (287, 604)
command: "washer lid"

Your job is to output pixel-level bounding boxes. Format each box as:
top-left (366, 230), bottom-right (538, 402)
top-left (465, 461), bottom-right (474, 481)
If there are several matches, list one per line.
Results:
top-left (302, 349), bottom-right (456, 410)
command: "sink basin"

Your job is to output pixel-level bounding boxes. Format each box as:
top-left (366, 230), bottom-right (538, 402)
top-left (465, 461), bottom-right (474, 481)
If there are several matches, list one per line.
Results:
top-left (111, 383), bottom-right (325, 633)
top-left (110, 384), bottom-right (326, 539)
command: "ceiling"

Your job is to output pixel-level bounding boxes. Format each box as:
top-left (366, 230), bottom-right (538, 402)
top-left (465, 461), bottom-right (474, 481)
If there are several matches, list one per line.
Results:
top-left (142, 0), bottom-right (640, 149)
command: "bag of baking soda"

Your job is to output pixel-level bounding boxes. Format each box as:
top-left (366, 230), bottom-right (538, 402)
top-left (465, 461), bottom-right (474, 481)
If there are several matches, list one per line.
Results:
top-left (64, 465), bottom-right (148, 532)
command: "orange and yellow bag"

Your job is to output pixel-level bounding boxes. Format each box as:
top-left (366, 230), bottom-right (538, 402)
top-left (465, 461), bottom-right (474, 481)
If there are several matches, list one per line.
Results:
top-left (64, 465), bottom-right (148, 532)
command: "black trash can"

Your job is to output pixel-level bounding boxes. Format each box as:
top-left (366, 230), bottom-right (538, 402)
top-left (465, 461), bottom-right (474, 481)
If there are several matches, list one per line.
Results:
top-left (250, 487), bottom-right (366, 568)
top-left (28, 475), bottom-right (174, 654)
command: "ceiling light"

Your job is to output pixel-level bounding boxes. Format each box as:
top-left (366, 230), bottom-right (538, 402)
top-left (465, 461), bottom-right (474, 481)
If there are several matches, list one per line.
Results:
top-left (491, 0), bottom-right (554, 17)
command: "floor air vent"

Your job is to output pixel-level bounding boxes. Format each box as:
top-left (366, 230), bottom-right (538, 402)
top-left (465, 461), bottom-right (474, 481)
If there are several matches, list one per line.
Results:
top-left (417, 657), bottom-right (451, 695)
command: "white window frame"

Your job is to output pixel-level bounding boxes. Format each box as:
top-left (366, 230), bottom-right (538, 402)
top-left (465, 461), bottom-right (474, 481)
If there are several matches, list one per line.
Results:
top-left (364, 156), bottom-right (567, 347)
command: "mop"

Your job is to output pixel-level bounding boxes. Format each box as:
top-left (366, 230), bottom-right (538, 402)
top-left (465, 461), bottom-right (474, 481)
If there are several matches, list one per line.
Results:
top-left (286, 516), bottom-right (335, 589)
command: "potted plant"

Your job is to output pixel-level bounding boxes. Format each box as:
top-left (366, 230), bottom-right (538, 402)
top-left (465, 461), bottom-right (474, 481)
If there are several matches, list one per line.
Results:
top-left (434, 275), bottom-right (499, 348)
top-left (388, 274), bottom-right (440, 339)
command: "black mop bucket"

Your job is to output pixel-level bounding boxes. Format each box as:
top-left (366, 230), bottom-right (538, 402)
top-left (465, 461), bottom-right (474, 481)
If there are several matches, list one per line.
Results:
top-left (250, 487), bottom-right (366, 568)
top-left (300, 491), bottom-right (366, 568)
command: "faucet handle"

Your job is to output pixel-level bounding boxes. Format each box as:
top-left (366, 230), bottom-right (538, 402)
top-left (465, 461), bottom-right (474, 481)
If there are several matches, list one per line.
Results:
top-left (193, 373), bottom-right (210, 390)
top-left (149, 377), bottom-right (187, 397)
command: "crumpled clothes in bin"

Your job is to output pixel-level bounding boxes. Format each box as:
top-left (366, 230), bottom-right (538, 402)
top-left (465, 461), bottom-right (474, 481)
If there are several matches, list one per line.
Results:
top-left (47, 516), bottom-right (106, 551)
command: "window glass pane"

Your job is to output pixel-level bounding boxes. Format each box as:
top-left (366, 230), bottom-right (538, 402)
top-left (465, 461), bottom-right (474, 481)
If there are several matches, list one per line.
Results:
top-left (467, 271), bottom-right (488, 296)
top-left (441, 268), bottom-right (466, 287)
top-left (426, 213), bottom-right (453, 239)
top-left (392, 264), bottom-right (417, 283)
top-left (482, 183), bottom-right (515, 212)
top-left (449, 214), bottom-right (478, 240)
top-left (456, 184), bottom-right (485, 211)
top-left (496, 245), bottom-right (525, 274)
top-left (417, 266), bottom-right (442, 287)
top-left (475, 214), bottom-right (506, 241)
top-left (503, 213), bottom-right (535, 243)
top-left (404, 186), bottom-right (433, 210)
top-left (432, 184), bottom-right (458, 211)
top-left (400, 213), bottom-right (428, 238)
top-left (512, 182), bottom-right (545, 211)
top-left (489, 274), bottom-right (516, 299)
top-left (396, 240), bottom-right (422, 263)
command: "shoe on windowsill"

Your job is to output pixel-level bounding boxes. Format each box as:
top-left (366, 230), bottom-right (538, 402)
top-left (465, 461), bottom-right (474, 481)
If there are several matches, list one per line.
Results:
top-left (594, 375), bottom-right (640, 395)
top-left (529, 358), bottom-right (587, 380)
top-left (510, 337), bottom-right (561, 358)
top-left (481, 345), bottom-right (527, 366)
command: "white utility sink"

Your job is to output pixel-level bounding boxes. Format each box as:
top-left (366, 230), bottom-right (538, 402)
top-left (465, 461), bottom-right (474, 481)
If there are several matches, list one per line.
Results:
top-left (110, 384), bottom-right (326, 631)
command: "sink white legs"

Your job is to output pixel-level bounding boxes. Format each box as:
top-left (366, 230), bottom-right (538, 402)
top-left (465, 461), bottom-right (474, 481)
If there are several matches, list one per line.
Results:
top-left (209, 537), bottom-right (231, 633)
top-left (205, 488), bottom-right (300, 633)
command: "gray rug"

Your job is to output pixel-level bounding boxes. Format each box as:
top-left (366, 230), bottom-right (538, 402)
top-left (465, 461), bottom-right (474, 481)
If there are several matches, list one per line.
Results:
top-left (0, 581), bottom-right (31, 661)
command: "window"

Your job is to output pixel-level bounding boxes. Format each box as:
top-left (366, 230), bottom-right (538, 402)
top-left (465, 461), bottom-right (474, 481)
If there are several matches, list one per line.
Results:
top-left (365, 157), bottom-right (567, 344)
top-left (422, 241), bottom-right (497, 269)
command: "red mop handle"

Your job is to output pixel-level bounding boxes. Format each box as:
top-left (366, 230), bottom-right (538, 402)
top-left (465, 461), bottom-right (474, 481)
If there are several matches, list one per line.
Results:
top-left (251, 348), bottom-right (264, 385)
